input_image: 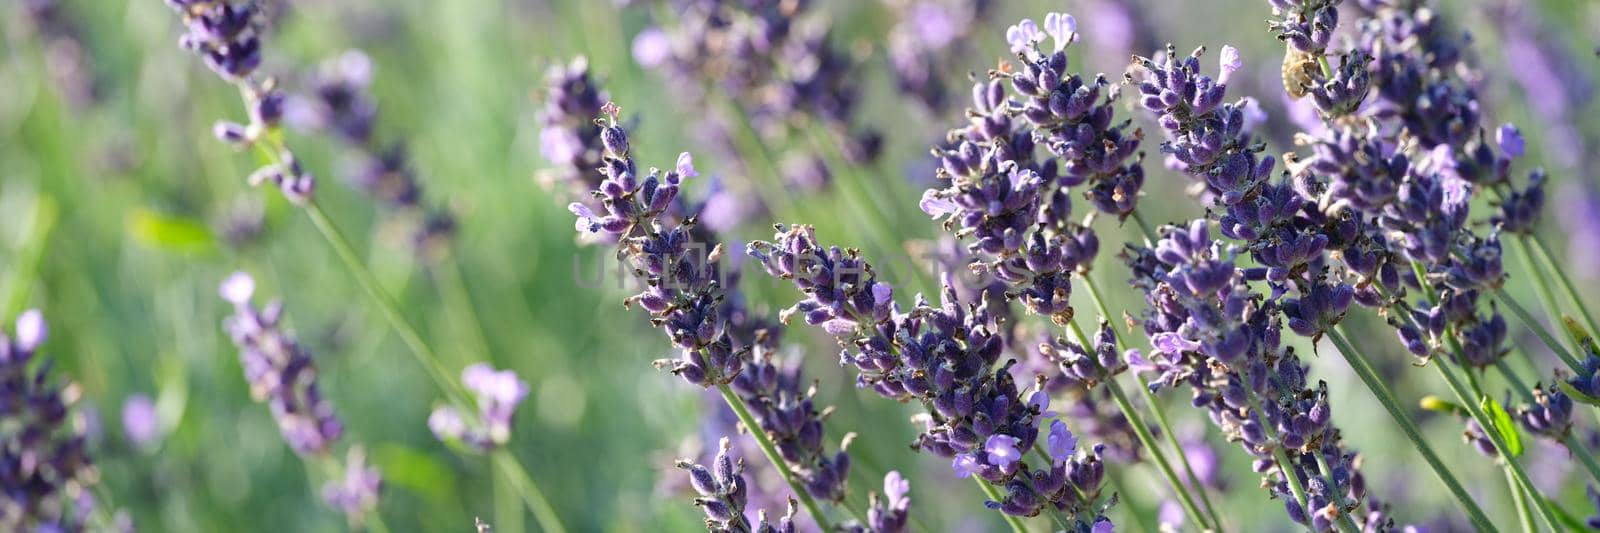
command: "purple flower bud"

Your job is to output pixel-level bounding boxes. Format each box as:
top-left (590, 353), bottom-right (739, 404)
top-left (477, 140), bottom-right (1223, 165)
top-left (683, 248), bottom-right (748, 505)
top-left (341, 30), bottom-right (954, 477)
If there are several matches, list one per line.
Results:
top-left (1497, 123), bottom-right (1525, 159)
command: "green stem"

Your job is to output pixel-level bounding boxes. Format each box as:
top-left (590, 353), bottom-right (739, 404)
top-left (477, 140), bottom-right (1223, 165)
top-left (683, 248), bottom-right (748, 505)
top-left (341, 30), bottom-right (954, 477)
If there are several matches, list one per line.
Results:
top-left (1239, 367), bottom-right (1311, 532)
top-left (1101, 368), bottom-right (1213, 531)
top-left (1390, 269), bottom-right (1563, 529)
top-left (715, 384), bottom-right (836, 528)
top-left (495, 456), bottom-right (526, 533)
top-left (303, 201), bottom-right (472, 407)
top-left (1431, 352), bottom-right (1561, 531)
top-left (1506, 467), bottom-right (1536, 533)
top-left (1564, 433), bottom-right (1600, 487)
top-left (1496, 286), bottom-right (1582, 372)
top-left (437, 255), bottom-right (494, 365)
top-left (493, 450), bottom-right (569, 533)
top-left (1510, 237), bottom-right (1584, 352)
top-left (1312, 453), bottom-right (1361, 533)
top-left (299, 201), bottom-right (567, 533)
top-left (1326, 328), bottom-right (1495, 532)
top-left (1079, 275), bottom-right (1226, 531)
top-left (1528, 233), bottom-right (1600, 342)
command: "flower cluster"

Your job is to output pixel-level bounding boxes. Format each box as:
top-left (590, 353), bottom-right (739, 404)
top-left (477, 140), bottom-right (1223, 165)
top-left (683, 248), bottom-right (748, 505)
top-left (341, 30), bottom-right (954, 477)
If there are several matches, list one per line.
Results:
top-left (569, 103), bottom-right (740, 385)
top-left (560, 88), bottom-right (860, 510)
top-left (883, 0), bottom-right (997, 113)
top-left (1133, 44), bottom-right (1272, 206)
top-left (749, 225), bottom-right (1112, 521)
top-left (20, 0), bottom-right (101, 110)
top-left (0, 311), bottom-right (105, 531)
top-left (537, 56), bottom-right (610, 203)
top-left (166, 0), bottom-right (314, 202)
top-left (677, 437), bottom-right (798, 533)
top-left (220, 272), bottom-right (382, 522)
top-left (289, 50), bottom-right (457, 259)
top-left (636, 0), bottom-right (880, 163)
top-left (428, 364), bottom-right (530, 451)
top-left (221, 272), bottom-right (344, 455)
top-left (1126, 222), bottom-right (1386, 531)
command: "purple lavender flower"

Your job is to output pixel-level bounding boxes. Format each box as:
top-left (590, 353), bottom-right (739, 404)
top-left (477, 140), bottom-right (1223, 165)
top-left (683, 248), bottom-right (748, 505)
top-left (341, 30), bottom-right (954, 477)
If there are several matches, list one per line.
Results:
top-left (1046, 420), bottom-right (1078, 462)
top-left (677, 437), bottom-right (797, 533)
top-left (750, 224), bottom-right (1107, 519)
top-left (0, 310), bottom-right (106, 531)
top-left (985, 434), bottom-right (1024, 468)
top-left (860, 471), bottom-right (911, 533)
top-left (321, 447), bottom-right (383, 525)
top-left (1518, 384), bottom-right (1574, 441)
top-left (537, 57), bottom-right (610, 201)
top-left (287, 50), bottom-right (456, 259)
top-left (164, 0), bottom-right (313, 203)
top-left (121, 394), bottom-right (159, 448)
top-left (429, 364), bottom-right (529, 451)
top-left (220, 272), bottom-right (344, 455)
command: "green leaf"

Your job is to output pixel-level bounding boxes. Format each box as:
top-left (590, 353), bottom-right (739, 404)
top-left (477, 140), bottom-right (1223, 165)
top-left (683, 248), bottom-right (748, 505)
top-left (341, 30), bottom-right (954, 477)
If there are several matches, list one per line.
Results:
top-left (1480, 395), bottom-right (1523, 458)
top-left (127, 209), bottom-right (215, 254)
top-left (1557, 379), bottom-right (1600, 407)
top-left (373, 443), bottom-right (456, 503)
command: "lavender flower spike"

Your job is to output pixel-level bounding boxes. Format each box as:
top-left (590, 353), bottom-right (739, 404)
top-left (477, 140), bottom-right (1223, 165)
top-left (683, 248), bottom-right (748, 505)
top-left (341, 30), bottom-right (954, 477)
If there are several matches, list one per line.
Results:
top-left (219, 271), bottom-right (383, 523)
top-left (429, 363), bottom-right (530, 451)
top-left (1, 310), bottom-right (113, 531)
top-left (676, 437), bottom-right (797, 533)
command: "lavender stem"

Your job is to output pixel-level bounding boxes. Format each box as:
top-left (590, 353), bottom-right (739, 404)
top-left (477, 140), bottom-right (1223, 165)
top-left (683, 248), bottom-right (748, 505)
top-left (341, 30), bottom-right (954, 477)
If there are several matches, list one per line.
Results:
top-left (1079, 272), bottom-right (1227, 531)
top-left (298, 199), bottom-right (567, 533)
top-left (1326, 327), bottom-right (1494, 531)
top-left (1239, 366), bottom-right (1312, 533)
top-left (1497, 285), bottom-right (1582, 371)
top-left (714, 383), bottom-right (838, 529)
top-left (1529, 233), bottom-right (1600, 341)
top-left (1506, 468), bottom-right (1536, 533)
top-left (492, 450), bottom-right (568, 533)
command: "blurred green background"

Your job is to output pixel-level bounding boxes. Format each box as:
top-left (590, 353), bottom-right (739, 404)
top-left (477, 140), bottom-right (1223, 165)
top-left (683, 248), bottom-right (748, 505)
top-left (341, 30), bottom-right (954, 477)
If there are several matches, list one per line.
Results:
top-left (2, 0), bottom-right (1598, 531)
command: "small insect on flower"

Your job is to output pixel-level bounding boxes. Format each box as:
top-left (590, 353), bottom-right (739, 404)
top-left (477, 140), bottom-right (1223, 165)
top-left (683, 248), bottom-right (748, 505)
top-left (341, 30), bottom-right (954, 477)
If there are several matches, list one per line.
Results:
top-left (1282, 45), bottom-right (1320, 99)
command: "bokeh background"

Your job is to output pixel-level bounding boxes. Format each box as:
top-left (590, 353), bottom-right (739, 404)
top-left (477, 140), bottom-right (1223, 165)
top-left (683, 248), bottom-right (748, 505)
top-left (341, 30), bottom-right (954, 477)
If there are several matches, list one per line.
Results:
top-left (3, 0), bottom-right (1599, 531)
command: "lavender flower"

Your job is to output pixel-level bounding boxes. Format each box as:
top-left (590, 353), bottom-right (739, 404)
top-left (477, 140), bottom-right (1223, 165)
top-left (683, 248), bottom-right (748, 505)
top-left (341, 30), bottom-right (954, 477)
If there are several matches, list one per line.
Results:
top-left (858, 471), bottom-right (911, 533)
top-left (558, 93), bottom-right (858, 509)
top-left (220, 272), bottom-right (343, 455)
top-left (677, 437), bottom-right (797, 533)
top-left (321, 447), bottom-right (383, 523)
top-left (429, 364), bottom-right (529, 451)
top-left (1518, 384), bottom-right (1574, 441)
top-left (290, 50), bottom-right (456, 259)
top-left (749, 225), bottom-right (1112, 520)
top-left (883, 0), bottom-right (997, 113)
top-left (637, 0), bottom-right (882, 189)
top-left (165, 0), bottom-right (313, 202)
top-left (0, 310), bottom-right (106, 531)
top-left (219, 272), bottom-right (384, 522)
top-left (121, 394), bottom-right (159, 448)
top-left (537, 56), bottom-right (610, 201)
top-left (1125, 221), bottom-right (1387, 530)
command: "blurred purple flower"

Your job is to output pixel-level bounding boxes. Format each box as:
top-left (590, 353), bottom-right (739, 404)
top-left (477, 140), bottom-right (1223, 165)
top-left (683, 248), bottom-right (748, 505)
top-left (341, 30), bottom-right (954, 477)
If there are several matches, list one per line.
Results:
top-left (122, 394), bottom-right (159, 447)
